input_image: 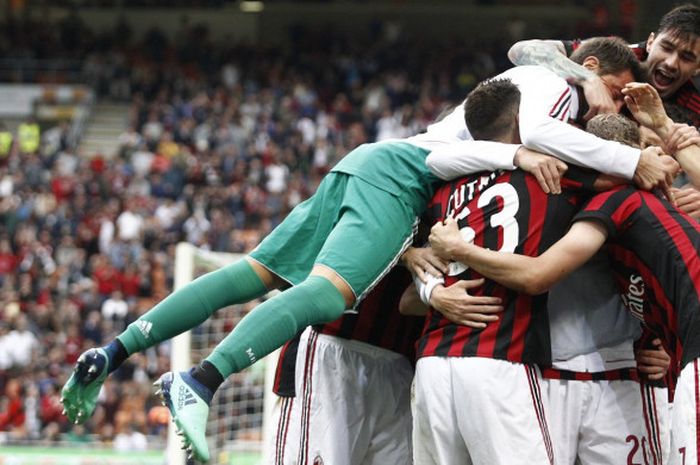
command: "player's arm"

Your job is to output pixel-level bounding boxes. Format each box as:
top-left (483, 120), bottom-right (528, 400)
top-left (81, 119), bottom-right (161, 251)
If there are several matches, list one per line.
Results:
top-left (400, 275), bottom-right (503, 328)
top-left (426, 142), bottom-right (567, 194)
top-left (436, 67), bottom-right (655, 186)
top-left (624, 82), bottom-right (700, 187)
top-left (518, 81), bottom-right (672, 192)
top-left (429, 217), bottom-right (608, 295)
top-left (508, 39), bottom-right (568, 65)
top-left (514, 69), bottom-right (663, 187)
top-left (399, 283), bottom-right (428, 316)
top-left (508, 38), bottom-right (617, 119)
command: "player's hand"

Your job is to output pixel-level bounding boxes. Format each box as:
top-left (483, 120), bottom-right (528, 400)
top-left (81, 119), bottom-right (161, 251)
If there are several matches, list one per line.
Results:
top-left (429, 278), bottom-right (503, 328)
top-left (623, 82), bottom-right (670, 130)
top-left (665, 123), bottom-right (700, 153)
top-left (581, 75), bottom-right (617, 121)
top-left (400, 246), bottom-right (449, 283)
top-left (429, 217), bottom-right (464, 260)
top-left (672, 185), bottom-right (700, 220)
top-left (633, 147), bottom-right (677, 201)
top-left (513, 146), bottom-right (567, 194)
top-left (636, 338), bottom-right (671, 381)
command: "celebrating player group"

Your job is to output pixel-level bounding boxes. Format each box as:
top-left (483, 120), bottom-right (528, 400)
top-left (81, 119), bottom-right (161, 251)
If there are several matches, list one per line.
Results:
top-left (60, 3), bottom-right (700, 464)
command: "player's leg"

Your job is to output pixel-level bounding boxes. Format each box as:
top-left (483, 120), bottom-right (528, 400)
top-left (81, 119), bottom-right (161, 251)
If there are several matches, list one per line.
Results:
top-left (413, 357), bottom-right (472, 465)
top-left (60, 257), bottom-right (277, 425)
top-left (156, 175), bottom-right (419, 461)
top-left (455, 358), bottom-right (554, 465)
top-left (201, 176), bottom-right (416, 378)
top-left (265, 396), bottom-right (298, 465)
top-left (669, 360), bottom-right (699, 465)
top-left (61, 173), bottom-right (344, 427)
top-left (265, 335), bottom-right (301, 465)
top-left (361, 347), bottom-right (414, 465)
top-left (540, 378), bottom-right (584, 465)
top-left (292, 328), bottom-right (370, 465)
top-left (292, 329), bottom-right (414, 465)
top-left (576, 380), bottom-right (669, 465)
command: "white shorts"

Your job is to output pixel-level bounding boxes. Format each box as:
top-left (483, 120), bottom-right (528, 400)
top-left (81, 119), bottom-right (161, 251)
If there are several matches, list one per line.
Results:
top-left (412, 356), bottom-right (554, 465)
top-left (542, 378), bottom-right (669, 465)
top-left (267, 396), bottom-right (297, 465)
top-left (269, 327), bottom-right (414, 465)
top-left (670, 359), bottom-right (700, 465)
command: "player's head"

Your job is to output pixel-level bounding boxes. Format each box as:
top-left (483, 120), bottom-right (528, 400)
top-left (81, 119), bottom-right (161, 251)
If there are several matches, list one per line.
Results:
top-left (645, 4), bottom-right (700, 98)
top-left (585, 114), bottom-right (641, 148)
top-left (464, 78), bottom-right (521, 143)
top-left (571, 37), bottom-right (645, 112)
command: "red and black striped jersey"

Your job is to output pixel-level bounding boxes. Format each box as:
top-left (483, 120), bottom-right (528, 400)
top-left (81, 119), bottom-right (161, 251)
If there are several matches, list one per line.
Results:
top-left (314, 266), bottom-right (424, 358)
top-left (574, 186), bottom-right (700, 374)
top-left (416, 167), bottom-right (598, 365)
top-left (272, 266), bottom-right (424, 397)
top-left (565, 40), bottom-right (700, 127)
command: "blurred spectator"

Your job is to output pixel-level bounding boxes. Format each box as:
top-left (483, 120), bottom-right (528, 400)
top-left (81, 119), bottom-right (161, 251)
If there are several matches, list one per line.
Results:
top-left (3, 314), bottom-right (38, 368)
top-left (116, 203), bottom-right (143, 242)
top-left (0, 321), bottom-right (11, 370)
top-left (0, 379), bottom-right (26, 437)
top-left (39, 383), bottom-right (64, 428)
top-left (114, 423), bottom-right (147, 452)
top-left (183, 208), bottom-right (211, 246)
top-left (101, 290), bottom-right (128, 323)
top-left (0, 238), bottom-right (18, 278)
top-left (0, 123), bottom-right (13, 160)
top-left (17, 118), bottom-right (40, 155)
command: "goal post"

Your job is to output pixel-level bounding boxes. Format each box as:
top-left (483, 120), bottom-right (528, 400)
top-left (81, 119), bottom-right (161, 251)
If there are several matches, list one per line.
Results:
top-left (167, 243), bottom-right (279, 465)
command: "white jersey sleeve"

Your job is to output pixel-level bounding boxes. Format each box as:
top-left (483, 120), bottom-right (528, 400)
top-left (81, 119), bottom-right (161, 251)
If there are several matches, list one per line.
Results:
top-left (412, 104), bottom-right (520, 181)
top-left (508, 66), bottom-right (641, 179)
top-left (425, 141), bottom-right (519, 181)
top-left (423, 66), bottom-right (641, 181)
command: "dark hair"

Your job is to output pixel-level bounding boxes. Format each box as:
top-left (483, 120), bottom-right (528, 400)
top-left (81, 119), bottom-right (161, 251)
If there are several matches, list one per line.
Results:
top-left (464, 78), bottom-right (521, 141)
top-left (657, 4), bottom-right (700, 42)
top-left (586, 114), bottom-right (640, 147)
top-left (570, 37), bottom-right (645, 82)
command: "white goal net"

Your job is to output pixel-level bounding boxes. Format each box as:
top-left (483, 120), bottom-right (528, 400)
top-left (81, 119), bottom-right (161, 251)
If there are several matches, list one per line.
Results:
top-left (168, 243), bottom-right (278, 465)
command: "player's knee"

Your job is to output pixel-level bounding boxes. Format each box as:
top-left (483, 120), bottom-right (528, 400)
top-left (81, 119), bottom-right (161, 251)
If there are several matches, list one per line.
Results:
top-left (243, 257), bottom-right (286, 290)
top-left (310, 264), bottom-right (355, 307)
top-left (297, 275), bottom-right (347, 323)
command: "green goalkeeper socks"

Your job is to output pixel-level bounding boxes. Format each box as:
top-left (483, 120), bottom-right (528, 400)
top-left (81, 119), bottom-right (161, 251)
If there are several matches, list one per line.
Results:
top-left (117, 260), bottom-right (268, 355)
top-left (205, 275), bottom-right (346, 378)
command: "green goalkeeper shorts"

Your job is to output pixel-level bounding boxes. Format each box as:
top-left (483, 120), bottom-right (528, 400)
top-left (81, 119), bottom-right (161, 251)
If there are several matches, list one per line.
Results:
top-left (249, 171), bottom-right (418, 305)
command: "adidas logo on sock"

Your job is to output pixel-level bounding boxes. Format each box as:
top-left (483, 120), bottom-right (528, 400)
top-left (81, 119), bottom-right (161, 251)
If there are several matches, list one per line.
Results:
top-left (178, 385), bottom-right (197, 409)
top-left (136, 320), bottom-right (153, 339)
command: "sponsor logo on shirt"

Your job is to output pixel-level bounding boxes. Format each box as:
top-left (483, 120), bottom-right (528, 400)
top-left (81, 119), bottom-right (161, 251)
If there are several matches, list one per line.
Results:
top-left (620, 273), bottom-right (645, 321)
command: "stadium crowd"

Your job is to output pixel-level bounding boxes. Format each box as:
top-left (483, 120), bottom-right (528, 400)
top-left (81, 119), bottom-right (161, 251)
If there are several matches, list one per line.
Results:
top-left (0, 17), bottom-right (509, 448)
